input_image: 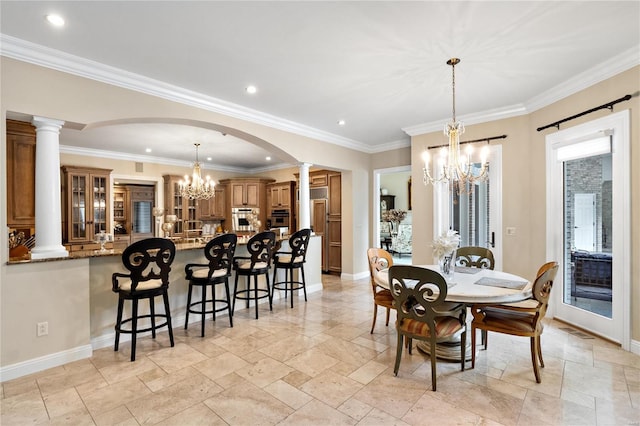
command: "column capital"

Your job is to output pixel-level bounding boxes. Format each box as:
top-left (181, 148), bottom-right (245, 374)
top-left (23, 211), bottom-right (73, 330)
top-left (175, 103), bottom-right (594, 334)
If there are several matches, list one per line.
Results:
top-left (32, 116), bottom-right (65, 131)
top-left (299, 162), bottom-right (312, 170)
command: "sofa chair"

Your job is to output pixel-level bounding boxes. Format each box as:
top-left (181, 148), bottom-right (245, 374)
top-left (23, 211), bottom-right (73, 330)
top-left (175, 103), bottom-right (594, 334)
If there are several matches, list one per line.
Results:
top-left (391, 224), bottom-right (412, 257)
top-left (570, 250), bottom-right (612, 301)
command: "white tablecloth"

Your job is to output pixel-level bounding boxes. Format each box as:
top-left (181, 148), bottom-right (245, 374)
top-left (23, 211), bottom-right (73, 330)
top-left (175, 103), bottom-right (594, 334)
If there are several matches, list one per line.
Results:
top-left (377, 265), bottom-right (531, 304)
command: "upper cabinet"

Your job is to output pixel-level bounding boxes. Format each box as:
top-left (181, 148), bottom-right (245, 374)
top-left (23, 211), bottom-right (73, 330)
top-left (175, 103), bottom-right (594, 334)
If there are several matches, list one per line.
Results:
top-left (230, 181), bottom-right (260, 207)
top-left (220, 178), bottom-right (274, 209)
top-left (6, 120), bottom-right (36, 230)
top-left (198, 186), bottom-right (226, 220)
top-left (61, 166), bottom-right (112, 245)
top-left (310, 173), bottom-right (328, 188)
top-left (268, 181), bottom-right (294, 209)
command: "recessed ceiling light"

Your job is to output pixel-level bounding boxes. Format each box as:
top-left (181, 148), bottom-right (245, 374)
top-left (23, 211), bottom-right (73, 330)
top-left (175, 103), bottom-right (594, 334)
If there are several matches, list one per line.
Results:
top-left (265, 156), bottom-right (271, 161)
top-left (46, 14), bottom-right (65, 27)
top-left (207, 157), bottom-right (212, 161)
top-left (246, 85), bottom-right (257, 94)
top-left (145, 148), bottom-right (152, 153)
top-left (338, 120), bottom-right (346, 126)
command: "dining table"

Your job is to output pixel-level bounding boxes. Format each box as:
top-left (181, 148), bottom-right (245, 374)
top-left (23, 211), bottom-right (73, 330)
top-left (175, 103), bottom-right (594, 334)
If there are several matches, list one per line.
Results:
top-left (375, 264), bottom-right (532, 360)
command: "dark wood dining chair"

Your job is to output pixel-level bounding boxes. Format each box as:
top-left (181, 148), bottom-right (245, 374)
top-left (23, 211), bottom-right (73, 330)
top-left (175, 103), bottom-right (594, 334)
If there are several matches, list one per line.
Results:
top-left (455, 246), bottom-right (495, 270)
top-left (388, 265), bottom-right (467, 391)
top-left (470, 261), bottom-right (559, 383)
top-left (112, 238), bottom-right (176, 361)
top-left (232, 231), bottom-right (276, 319)
top-left (456, 246), bottom-right (495, 346)
top-left (366, 248), bottom-right (395, 333)
top-left (184, 233), bottom-right (237, 336)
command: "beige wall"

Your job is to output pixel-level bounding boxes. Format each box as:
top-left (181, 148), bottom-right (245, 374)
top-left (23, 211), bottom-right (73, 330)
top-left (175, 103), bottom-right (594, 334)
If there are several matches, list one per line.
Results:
top-left (1, 56), bottom-right (638, 375)
top-left (410, 65), bottom-right (639, 340)
top-left (2, 259), bottom-right (91, 366)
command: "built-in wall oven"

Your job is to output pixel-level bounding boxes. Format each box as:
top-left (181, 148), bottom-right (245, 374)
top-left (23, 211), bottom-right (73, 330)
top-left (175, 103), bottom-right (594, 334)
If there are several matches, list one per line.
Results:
top-left (269, 209), bottom-right (290, 228)
top-left (232, 207), bottom-right (258, 232)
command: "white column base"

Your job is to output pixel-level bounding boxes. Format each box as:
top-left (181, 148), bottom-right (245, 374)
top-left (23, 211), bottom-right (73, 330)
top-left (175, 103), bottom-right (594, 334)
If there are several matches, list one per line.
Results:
top-left (31, 246), bottom-right (69, 260)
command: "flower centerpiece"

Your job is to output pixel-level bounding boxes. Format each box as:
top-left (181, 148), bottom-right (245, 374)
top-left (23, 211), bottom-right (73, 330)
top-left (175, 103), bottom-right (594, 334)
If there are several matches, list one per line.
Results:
top-left (382, 209), bottom-right (407, 233)
top-left (432, 230), bottom-right (460, 279)
top-left (246, 209), bottom-right (262, 233)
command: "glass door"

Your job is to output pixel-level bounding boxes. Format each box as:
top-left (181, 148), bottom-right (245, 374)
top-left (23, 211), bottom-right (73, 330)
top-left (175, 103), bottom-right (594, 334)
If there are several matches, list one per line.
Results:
top-left (92, 175), bottom-right (108, 234)
top-left (546, 111), bottom-right (630, 346)
top-left (434, 145), bottom-right (502, 268)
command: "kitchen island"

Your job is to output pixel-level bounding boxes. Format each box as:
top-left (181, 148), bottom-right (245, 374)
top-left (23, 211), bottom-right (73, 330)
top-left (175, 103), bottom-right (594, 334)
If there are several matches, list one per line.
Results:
top-left (1, 235), bottom-right (322, 381)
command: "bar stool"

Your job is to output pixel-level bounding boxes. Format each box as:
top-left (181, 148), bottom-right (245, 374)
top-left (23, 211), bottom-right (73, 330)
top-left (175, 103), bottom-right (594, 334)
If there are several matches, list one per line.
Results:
top-left (112, 238), bottom-right (176, 361)
top-left (271, 228), bottom-right (311, 308)
top-left (232, 231), bottom-right (276, 319)
top-left (184, 233), bottom-right (237, 337)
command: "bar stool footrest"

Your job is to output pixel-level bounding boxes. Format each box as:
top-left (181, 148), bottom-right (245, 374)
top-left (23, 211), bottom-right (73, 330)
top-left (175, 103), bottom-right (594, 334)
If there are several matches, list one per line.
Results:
top-left (116, 314), bottom-right (170, 335)
top-left (187, 299), bottom-right (232, 315)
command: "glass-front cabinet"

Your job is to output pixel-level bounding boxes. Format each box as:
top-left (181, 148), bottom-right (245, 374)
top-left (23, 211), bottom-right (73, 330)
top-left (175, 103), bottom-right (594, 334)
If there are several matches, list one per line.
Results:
top-left (62, 166), bottom-right (112, 246)
top-left (163, 175), bottom-right (197, 236)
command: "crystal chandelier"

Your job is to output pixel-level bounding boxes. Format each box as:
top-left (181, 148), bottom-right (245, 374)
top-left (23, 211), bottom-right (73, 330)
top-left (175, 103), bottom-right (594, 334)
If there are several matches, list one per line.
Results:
top-left (423, 58), bottom-right (489, 187)
top-left (179, 143), bottom-right (215, 200)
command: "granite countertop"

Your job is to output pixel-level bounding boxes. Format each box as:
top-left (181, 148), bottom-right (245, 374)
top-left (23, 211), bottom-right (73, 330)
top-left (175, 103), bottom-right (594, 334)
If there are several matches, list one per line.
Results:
top-left (7, 235), bottom-right (287, 265)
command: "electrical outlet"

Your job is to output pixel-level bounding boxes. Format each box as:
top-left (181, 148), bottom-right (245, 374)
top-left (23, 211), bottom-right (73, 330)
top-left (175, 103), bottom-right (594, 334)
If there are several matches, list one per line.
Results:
top-left (506, 227), bottom-right (516, 236)
top-left (37, 321), bottom-right (48, 337)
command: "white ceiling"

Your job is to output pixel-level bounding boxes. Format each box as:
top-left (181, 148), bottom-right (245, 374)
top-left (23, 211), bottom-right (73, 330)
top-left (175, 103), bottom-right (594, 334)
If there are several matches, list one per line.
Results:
top-left (1, 1), bottom-right (639, 171)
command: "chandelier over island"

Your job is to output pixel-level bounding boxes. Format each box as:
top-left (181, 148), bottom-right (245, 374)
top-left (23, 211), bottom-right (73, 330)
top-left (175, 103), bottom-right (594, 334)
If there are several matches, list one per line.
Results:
top-left (422, 58), bottom-right (489, 187)
top-left (180, 143), bottom-right (215, 200)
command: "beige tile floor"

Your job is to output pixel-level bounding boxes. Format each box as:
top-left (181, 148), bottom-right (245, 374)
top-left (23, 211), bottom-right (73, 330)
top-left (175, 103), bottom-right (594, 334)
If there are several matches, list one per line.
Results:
top-left (2, 274), bottom-right (639, 425)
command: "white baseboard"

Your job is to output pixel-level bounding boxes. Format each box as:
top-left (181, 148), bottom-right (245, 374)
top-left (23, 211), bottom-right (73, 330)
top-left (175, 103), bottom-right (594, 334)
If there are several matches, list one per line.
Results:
top-left (0, 344), bottom-right (93, 383)
top-left (341, 271), bottom-right (369, 281)
top-left (630, 339), bottom-right (640, 355)
top-left (3, 282), bottom-right (325, 381)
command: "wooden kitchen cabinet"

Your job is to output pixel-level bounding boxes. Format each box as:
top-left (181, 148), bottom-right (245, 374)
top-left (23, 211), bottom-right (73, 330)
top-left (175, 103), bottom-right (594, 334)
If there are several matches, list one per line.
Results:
top-left (219, 178), bottom-right (275, 231)
top-left (230, 181), bottom-right (260, 207)
top-left (61, 166), bottom-right (112, 245)
top-left (198, 186), bottom-right (226, 220)
top-left (294, 169), bottom-right (341, 273)
top-left (163, 175), bottom-right (197, 236)
top-left (310, 172), bottom-right (328, 187)
top-left (327, 172), bottom-right (342, 273)
top-left (6, 120), bottom-right (36, 230)
top-left (113, 185), bottom-right (129, 234)
top-left (267, 181), bottom-right (294, 209)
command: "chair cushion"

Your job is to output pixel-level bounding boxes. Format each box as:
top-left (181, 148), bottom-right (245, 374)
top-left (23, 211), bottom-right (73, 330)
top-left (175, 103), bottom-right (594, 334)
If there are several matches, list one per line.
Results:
top-left (191, 267), bottom-right (228, 279)
top-left (477, 308), bottom-right (537, 333)
top-left (373, 269), bottom-right (389, 288)
top-left (118, 278), bottom-right (163, 292)
top-left (276, 254), bottom-right (304, 264)
top-left (237, 261), bottom-right (268, 270)
top-left (374, 289), bottom-right (394, 306)
top-left (397, 316), bottom-right (463, 338)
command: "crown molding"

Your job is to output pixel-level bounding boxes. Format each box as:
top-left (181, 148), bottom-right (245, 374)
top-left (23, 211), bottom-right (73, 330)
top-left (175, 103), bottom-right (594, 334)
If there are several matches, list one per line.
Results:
top-left (403, 44), bottom-right (640, 138)
top-left (59, 145), bottom-right (251, 174)
top-left (402, 104), bottom-right (528, 137)
top-left (525, 45), bottom-right (640, 112)
top-left (367, 138), bottom-right (411, 154)
top-left (0, 34), bottom-right (370, 153)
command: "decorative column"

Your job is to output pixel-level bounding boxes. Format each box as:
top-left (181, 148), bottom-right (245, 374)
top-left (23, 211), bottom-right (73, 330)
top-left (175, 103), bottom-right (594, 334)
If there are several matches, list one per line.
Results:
top-left (30, 116), bottom-right (68, 259)
top-left (298, 163), bottom-right (311, 230)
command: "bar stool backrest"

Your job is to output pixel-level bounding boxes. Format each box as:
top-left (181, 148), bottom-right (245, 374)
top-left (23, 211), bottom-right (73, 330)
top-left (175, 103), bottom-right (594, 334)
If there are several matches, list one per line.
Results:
top-left (289, 228), bottom-right (311, 264)
top-left (119, 238), bottom-right (176, 292)
top-left (246, 231), bottom-right (276, 269)
top-left (204, 233), bottom-right (238, 276)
